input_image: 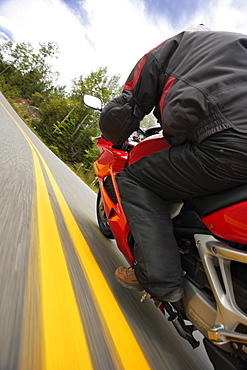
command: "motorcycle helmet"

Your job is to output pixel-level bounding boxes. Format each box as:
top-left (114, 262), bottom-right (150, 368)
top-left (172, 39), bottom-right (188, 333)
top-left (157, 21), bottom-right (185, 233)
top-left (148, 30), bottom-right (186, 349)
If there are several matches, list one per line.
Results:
top-left (185, 24), bottom-right (211, 32)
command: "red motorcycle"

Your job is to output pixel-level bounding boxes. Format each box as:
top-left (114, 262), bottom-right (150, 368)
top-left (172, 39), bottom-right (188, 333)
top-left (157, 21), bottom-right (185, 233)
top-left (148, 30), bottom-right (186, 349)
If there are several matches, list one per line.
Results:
top-left (84, 95), bottom-right (247, 370)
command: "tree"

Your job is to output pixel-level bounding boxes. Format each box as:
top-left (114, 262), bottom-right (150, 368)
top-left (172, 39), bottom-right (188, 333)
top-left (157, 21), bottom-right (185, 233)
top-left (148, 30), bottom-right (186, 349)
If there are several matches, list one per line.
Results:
top-left (0, 41), bottom-right (59, 98)
top-left (35, 93), bottom-right (71, 145)
top-left (39, 67), bottom-right (121, 165)
top-left (69, 68), bottom-right (122, 164)
top-left (71, 66), bottom-right (122, 104)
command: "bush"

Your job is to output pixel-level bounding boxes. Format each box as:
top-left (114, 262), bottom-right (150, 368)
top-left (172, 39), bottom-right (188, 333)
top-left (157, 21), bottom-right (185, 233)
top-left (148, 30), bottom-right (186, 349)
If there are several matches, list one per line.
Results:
top-left (49, 145), bottom-right (60, 157)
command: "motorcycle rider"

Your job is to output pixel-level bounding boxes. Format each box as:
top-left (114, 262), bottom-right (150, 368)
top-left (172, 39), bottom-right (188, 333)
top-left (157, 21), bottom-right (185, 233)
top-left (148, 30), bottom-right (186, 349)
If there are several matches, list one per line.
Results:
top-left (99, 25), bottom-right (247, 302)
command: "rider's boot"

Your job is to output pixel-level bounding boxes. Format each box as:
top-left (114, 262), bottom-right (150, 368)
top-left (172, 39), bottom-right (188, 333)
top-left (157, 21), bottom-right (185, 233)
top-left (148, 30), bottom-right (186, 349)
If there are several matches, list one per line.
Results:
top-left (115, 266), bottom-right (184, 302)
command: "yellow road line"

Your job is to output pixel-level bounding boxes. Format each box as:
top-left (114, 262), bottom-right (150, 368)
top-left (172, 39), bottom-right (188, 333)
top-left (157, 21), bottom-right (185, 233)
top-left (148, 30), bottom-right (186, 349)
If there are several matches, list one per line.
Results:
top-left (32, 148), bottom-right (93, 370)
top-left (1, 102), bottom-right (93, 369)
top-left (36, 147), bottom-right (151, 370)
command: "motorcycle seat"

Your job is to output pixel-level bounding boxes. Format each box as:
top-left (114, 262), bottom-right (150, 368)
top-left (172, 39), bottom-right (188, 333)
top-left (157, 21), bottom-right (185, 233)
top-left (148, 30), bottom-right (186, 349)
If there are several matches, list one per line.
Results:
top-left (188, 182), bottom-right (247, 218)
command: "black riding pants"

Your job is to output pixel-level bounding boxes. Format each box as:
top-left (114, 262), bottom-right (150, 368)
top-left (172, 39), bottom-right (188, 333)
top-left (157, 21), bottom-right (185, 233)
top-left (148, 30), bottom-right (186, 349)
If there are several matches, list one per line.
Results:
top-left (116, 129), bottom-right (247, 298)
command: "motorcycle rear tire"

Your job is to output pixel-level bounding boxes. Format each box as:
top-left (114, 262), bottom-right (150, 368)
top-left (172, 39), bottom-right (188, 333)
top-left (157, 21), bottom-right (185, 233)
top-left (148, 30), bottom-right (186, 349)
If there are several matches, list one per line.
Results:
top-left (96, 189), bottom-right (114, 239)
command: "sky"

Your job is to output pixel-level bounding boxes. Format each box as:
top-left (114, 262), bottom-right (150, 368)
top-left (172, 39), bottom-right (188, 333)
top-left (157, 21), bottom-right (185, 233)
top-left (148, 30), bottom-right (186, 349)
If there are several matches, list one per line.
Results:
top-left (1, 0), bottom-right (247, 91)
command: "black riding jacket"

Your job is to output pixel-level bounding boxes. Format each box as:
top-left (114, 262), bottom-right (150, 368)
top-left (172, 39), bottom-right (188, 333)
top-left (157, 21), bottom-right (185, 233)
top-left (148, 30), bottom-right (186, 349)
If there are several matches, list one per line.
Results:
top-left (120, 30), bottom-right (247, 146)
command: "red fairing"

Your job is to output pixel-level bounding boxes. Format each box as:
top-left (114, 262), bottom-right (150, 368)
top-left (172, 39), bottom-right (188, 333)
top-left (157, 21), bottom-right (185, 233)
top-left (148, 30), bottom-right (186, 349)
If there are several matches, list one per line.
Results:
top-left (94, 137), bottom-right (134, 264)
top-left (94, 137), bottom-right (128, 176)
top-left (202, 201), bottom-right (247, 244)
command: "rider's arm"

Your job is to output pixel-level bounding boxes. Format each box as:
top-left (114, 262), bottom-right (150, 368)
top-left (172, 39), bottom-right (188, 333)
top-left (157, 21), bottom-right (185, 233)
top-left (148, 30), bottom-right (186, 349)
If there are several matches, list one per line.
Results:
top-left (122, 35), bottom-right (181, 119)
top-left (99, 34), bottom-right (182, 145)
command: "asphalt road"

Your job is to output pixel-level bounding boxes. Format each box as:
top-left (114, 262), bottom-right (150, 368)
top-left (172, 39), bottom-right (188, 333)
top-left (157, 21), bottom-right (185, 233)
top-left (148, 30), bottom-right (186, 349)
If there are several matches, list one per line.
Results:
top-left (0, 92), bottom-right (213, 370)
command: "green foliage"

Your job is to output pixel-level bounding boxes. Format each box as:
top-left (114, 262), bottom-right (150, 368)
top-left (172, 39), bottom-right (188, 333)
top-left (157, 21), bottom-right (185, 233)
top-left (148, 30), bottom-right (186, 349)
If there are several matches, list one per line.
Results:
top-left (49, 145), bottom-right (60, 157)
top-left (0, 41), bottom-right (59, 98)
top-left (31, 67), bottom-right (121, 169)
top-left (83, 141), bottom-right (100, 171)
top-left (71, 67), bottom-right (122, 104)
top-left (30, 92), bottom-right (45, 106)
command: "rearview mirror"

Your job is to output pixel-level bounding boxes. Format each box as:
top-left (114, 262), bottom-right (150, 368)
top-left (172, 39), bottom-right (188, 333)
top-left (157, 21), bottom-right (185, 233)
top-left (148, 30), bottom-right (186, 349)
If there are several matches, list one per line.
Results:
top-left (83, 94), bottom-right (102, 111)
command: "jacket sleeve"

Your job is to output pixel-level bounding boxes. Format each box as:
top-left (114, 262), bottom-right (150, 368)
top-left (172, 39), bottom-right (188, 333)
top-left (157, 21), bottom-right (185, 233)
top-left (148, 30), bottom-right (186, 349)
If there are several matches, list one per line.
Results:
top-left (122, 36), bottom-right (181, 120)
